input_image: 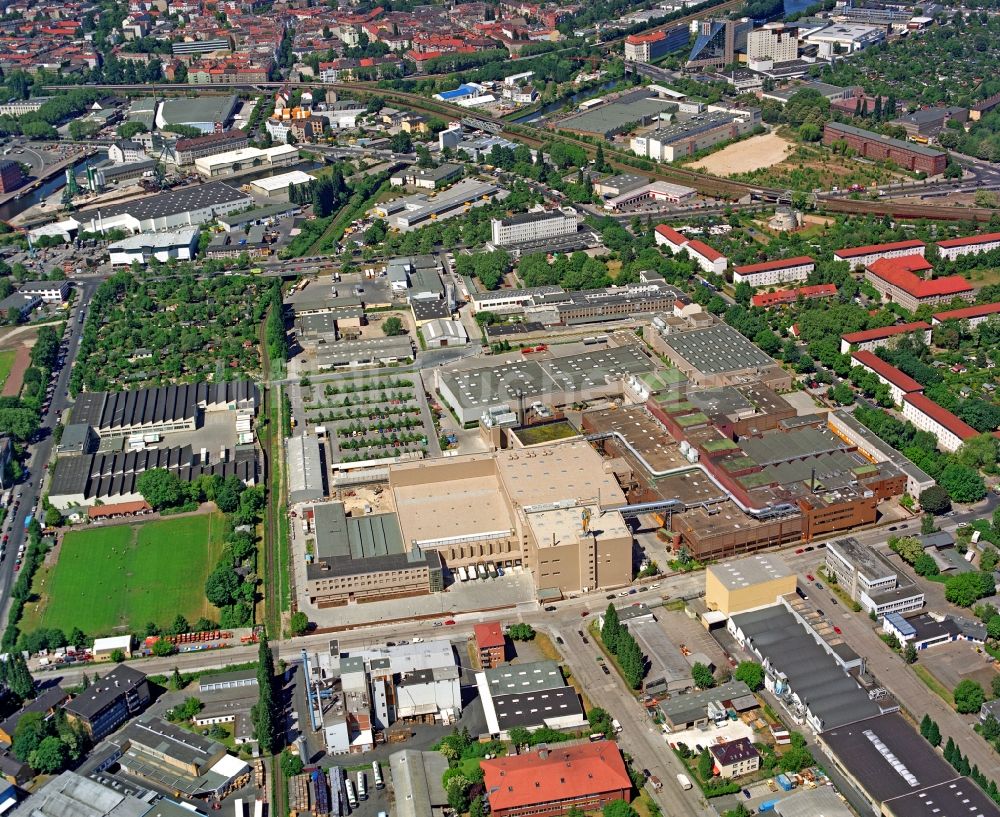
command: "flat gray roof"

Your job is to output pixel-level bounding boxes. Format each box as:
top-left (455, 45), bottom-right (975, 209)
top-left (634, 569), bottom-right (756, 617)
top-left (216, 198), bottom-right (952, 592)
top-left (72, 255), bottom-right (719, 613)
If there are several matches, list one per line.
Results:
top-left (440, 345), bottom-right (652, 411)
top-left (708, 553), bottom-right (792, 590)
top-left (389, 750), bottom-right (449, 817)
top-left (79, 181), bottom-right (250, 222)
top-left (821, 713), bottom-right (958, 803)
top-left (663, 324), bottom-right (776, 374)
top-left (484, 660), bottom-right (566, 696)
top-left (657, 679), bottom-right (752, 726)
top-left (828, 537), bottom-right (897, 583)
top-left (159, 95), bottom-right (237, 126)
top-left (558, 90), bottom-right (677, 136)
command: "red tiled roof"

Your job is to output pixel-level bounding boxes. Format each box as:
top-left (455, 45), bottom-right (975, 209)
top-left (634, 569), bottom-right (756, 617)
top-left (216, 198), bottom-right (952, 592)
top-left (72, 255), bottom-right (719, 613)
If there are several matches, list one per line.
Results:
top-left (903, 393), bottom-right (980, 441)
top-left (734, 255), bottom-right (815, 274)
top-left (867, 256), bottom-right (972, 299)
top-left (932, 302), bottom-right (1000, 323)
top-left (87, 501), bottom-right (152, 518)
top-left (841, 321), bottom-right (931, 344)
top-left (834, 239), bottom-right (925, 258)
top-left (751, 284), bottom-right (836, 308)
top-left (936, 232), bottom-right (1000, 249)
top-left (685, 239), bottom-right (723, 262)
top-left (851, 350), bottom-right (924, 393)
top-left (626, 30), bottom-right (667, 44)
top-left (481, 744), bottom-right (631, 812)
top-left (654, 224), bottom-right (687, 246)
top-left (474, 622), bottom-right (504, 650)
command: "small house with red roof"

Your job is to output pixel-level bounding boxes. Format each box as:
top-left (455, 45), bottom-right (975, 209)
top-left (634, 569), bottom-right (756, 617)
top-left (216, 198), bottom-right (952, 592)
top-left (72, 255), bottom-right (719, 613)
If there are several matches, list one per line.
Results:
top-left (474, 622), bottom-right (505, 669)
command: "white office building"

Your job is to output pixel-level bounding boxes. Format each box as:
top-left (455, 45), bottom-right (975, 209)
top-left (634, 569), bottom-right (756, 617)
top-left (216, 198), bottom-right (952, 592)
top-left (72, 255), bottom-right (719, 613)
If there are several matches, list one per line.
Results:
top-left (490, 212), bottom-right (577, 246)
top-left (747, 24), bottom-right (799, 63)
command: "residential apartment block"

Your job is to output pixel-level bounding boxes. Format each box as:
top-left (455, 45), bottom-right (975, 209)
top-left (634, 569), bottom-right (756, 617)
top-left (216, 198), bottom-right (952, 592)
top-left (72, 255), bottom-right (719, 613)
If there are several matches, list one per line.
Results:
top-left (62, 665), bottom-right (151, 740)
top-left (732, 255), bottom-right (815, 287)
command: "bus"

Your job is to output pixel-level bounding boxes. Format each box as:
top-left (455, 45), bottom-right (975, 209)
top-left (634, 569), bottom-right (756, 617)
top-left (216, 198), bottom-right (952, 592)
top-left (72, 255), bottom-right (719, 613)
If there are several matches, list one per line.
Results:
top-left (372, 761), bottom-right (384, 791)
top-left (357, 771), bottom-right (367, 801)
top-left (345, 779), bottom-right (358, 809)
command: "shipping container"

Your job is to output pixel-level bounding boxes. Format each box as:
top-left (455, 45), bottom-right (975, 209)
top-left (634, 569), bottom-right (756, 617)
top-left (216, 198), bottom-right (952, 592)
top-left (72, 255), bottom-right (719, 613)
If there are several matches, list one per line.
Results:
top-left (776, 774), bottom-right (793, 791)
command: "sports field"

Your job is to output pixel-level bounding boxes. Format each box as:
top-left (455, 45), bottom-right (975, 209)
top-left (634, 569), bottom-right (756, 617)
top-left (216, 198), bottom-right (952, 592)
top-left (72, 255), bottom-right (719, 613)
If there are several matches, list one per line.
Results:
top-left (25, 512), bottom-right (226, 635)
top-left (0, 349), bottom-right (15, 391)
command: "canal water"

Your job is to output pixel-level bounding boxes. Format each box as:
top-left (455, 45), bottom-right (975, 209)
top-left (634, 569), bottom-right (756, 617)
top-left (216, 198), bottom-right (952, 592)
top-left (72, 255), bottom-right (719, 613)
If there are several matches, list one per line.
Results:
top-left (510, 80), bottom-right (620, 124)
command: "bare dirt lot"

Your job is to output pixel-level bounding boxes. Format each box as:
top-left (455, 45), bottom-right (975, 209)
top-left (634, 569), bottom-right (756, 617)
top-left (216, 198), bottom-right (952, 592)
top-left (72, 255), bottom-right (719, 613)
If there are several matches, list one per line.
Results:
top-left (690, 132), bottom-right (794, 176)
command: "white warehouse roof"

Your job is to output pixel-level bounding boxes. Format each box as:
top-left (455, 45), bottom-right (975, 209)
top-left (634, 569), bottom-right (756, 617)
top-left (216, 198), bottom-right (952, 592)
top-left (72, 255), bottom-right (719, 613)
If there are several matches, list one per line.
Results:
top-left (107, 228), bottom-right (199, 251)
top-left (250, 169), bottom-right (315, 193)
top-left (92, 635), bottom-right (132, 652)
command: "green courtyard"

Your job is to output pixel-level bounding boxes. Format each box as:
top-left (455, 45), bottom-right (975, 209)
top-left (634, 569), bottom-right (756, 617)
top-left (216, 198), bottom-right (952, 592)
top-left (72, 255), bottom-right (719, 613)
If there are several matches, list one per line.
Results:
top-left (24, 512), bottom-right (227, 636)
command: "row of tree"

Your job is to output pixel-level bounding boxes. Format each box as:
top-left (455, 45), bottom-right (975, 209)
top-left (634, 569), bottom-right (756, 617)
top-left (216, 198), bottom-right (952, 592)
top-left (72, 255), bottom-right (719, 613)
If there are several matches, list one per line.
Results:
top-left (601, 605), bottom-right (646, 689)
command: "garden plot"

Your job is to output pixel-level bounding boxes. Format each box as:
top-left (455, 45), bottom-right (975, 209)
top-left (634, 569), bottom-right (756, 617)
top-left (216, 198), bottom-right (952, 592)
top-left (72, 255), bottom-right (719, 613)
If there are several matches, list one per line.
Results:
top-left (301, 377), bottom-right (433, 463)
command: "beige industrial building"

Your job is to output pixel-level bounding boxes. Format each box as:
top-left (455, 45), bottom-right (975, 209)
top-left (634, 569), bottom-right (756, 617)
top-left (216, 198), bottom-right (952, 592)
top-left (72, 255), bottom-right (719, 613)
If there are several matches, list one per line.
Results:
top-left (389, 441), bottom-right (632, 595)
top-left (705, 554), bottom-right (796, 616)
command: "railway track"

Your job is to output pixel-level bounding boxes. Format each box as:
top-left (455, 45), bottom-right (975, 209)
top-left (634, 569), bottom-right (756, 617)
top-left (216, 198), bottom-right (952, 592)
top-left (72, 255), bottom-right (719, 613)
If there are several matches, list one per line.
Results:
top-left (45, 81), bottom-right (996, 221)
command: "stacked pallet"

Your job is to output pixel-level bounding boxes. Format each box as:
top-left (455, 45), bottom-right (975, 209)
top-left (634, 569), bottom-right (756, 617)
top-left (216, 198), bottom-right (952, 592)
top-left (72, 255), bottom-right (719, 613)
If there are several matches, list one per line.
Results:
top-left (289, 773), bottom-right (312, 816)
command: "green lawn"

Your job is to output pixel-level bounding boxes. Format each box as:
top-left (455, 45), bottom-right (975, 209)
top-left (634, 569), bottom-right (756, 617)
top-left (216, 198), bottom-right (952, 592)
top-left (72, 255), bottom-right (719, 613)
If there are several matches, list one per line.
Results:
top-left (25, 513), bottom-right (226, 636)
top-left (0, 349), bottom-right (15, 390)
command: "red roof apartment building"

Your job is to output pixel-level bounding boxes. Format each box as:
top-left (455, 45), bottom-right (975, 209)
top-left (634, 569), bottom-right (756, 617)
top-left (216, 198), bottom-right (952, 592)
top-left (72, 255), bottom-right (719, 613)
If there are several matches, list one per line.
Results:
top-left (936, 231), bottom-right (1000, 261)
top-left (482, 743), bottom-right (632, 817)
top-left (833, 239), bottom-right (926, 269)
top-left (902, 392), bottom-right (980, 453)
top-left (864, 255), bottom-right (973, 312)
top-left (751, 283), bottom-right (836, 308)
top-left (732, 256), bottom-right (815, 288)
top-left (850, 350), bottom-right (924, 405)
top-left (653, 224), bottom-right (728, 275)
top-left (839, 321), bottom-right (932, 354)
top-left (931, 301), bottom-right (1000, 328)
top-left (474, 622), bottom-right (505, 669)
top-left (823, 121), bottom-right (947, 176)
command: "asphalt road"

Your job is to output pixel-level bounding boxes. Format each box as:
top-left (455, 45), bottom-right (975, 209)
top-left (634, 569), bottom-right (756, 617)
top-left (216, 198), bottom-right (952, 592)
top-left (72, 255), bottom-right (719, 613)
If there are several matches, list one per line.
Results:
top-left (0, 281), bottom-right (96, 623)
